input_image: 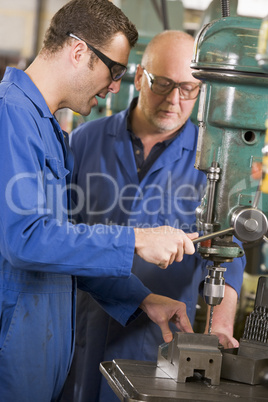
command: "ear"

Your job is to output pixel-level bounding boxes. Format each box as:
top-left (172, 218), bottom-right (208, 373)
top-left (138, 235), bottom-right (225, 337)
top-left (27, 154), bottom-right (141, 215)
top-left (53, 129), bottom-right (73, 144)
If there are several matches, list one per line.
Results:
top-left (69, 40), bottom-right (88, 66)
top-left (134, 64), bottom-right (144, 92)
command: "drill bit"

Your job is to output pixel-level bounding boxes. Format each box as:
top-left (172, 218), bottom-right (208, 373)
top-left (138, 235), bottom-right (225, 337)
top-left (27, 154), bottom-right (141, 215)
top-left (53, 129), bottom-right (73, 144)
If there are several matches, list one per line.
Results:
top-left (208, 306), bottom-right (214, 335)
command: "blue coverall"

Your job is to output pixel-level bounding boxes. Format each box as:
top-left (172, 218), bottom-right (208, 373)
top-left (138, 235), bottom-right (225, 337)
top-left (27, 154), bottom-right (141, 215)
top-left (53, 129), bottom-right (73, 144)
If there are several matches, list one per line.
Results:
top-left (0, 69), bottom-right (151, 402)
top-left (62, 102), bottom-right (246, 402)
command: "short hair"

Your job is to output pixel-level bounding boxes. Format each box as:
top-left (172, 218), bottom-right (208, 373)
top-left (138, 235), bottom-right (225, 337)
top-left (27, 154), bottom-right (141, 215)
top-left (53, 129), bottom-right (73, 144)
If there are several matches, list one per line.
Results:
top-left (42, 0), bottom-right (138, 54)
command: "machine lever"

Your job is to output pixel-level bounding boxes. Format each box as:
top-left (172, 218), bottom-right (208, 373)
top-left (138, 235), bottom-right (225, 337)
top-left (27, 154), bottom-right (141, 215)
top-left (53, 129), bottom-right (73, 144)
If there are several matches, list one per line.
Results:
top-left (263, 235), bottom-right (268, 243)
top-left (253, 183), bottom-right (262, 209)
top-left (193, 227), bottom-right (234, 245)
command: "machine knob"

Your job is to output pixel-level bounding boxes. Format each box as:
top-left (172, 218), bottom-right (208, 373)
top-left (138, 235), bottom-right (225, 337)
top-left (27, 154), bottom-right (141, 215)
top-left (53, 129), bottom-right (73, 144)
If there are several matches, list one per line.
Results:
top-left (231, 207), bottom-right (268, 242)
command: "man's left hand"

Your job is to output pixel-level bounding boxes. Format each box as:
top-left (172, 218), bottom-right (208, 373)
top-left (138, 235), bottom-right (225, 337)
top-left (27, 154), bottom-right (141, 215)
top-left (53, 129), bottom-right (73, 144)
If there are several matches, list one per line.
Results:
top-left (211, 329), bottom-right (239, 349)
top-left (140, 294), bottom-right (193, 343)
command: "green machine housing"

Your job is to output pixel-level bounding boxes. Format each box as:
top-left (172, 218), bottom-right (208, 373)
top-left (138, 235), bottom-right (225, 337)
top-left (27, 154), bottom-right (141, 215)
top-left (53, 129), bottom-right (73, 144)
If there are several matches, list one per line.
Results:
top-left (190, 16), bottom-right (268, 307)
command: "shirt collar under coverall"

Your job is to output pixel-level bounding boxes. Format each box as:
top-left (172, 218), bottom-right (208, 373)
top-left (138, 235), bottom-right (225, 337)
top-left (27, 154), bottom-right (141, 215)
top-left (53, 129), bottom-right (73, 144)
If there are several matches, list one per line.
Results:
top-left (126, 98), bottom-right (185, 182)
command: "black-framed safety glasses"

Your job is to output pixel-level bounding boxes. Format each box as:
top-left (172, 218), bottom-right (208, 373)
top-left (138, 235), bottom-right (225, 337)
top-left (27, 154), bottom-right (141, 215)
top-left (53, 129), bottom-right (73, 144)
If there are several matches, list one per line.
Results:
top-left (68, 33), bottom-right (127, 81)
top-left (142, 67), bottom-right (201, 100)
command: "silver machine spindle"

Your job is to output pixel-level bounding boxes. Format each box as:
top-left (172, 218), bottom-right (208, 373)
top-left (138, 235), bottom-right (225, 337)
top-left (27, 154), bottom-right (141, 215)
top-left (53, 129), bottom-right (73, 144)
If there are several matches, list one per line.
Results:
top-left (199, 161), bottom-right (227, 335)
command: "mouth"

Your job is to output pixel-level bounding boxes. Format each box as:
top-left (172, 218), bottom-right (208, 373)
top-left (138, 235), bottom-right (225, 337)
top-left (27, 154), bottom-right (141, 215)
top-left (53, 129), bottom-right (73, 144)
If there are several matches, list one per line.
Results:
top-left (97, 93), bottom-right (107, 100)
top-left (90, 92), bottom-right (107, 110)
top-left (91, 93), bottom-right (106, 107)
top-left (160, 109), bottom-right (178, 117)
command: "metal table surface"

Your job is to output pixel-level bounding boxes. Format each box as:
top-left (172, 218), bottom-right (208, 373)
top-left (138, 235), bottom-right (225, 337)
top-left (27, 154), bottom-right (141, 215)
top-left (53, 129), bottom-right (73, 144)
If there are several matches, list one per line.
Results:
top-left (100, 359), bottom-right (268, 401)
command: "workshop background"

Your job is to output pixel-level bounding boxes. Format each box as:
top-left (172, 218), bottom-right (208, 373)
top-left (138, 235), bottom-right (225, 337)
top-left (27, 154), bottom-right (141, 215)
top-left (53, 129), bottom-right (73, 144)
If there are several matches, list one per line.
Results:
top-left (0, 0), bottom-right (267, 338)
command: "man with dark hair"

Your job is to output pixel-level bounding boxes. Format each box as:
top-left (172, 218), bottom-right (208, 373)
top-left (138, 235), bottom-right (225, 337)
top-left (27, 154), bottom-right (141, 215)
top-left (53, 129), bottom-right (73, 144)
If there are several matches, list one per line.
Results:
top-left (0, 2), bottom-right (198, 401)
top-left (42, 0), bottom-right (139, 52)
top-left (61, 30), bottom-right (246, 402)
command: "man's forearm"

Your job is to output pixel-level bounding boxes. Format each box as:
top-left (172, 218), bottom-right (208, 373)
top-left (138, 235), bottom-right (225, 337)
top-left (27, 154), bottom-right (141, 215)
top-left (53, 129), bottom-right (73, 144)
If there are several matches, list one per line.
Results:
top-left (205, 284), bottom-right (239, 348)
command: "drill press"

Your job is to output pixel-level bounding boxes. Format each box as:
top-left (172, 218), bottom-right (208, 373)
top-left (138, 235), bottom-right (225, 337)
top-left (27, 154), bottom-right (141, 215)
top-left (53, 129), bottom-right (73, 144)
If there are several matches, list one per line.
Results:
top-left (191, 7), bottom-right (268, 333)
top-left (219, 12), bottom-right (268, 387)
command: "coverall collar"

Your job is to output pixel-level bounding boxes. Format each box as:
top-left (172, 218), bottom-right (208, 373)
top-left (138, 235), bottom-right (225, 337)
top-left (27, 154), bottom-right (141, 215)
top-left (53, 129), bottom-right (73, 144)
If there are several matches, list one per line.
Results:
top-left (2, 67), bottom-right (53, 119)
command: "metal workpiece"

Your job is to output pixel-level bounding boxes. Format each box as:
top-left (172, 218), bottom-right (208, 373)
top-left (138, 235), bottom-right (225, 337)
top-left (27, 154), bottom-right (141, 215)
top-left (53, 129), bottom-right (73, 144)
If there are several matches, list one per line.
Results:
top-left (157, 333), bottom-right (222, 386)
top-left (221, 277), bottom-right (268, 386)
top-left (221, 339), bottom-right (268, 386)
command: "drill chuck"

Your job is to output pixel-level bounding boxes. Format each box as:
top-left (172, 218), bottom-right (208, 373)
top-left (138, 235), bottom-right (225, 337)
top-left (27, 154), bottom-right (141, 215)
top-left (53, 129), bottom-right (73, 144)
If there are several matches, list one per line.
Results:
top-left (203, 265), bottom-right (226, 306)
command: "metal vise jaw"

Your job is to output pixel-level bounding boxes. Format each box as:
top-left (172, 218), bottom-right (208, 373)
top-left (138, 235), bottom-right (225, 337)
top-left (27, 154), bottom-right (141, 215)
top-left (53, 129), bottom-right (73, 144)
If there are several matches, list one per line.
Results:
top-left (221, 276), bottom-right (268, 385)
top-left (157, 332), bottom-right (222, 385)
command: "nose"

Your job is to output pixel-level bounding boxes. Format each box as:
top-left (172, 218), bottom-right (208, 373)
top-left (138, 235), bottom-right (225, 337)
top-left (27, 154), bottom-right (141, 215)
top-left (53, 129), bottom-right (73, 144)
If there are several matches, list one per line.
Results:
top-left (108, 80), bottom-right (121, 94)
top-left (166, 87), bottom-right (181, 103)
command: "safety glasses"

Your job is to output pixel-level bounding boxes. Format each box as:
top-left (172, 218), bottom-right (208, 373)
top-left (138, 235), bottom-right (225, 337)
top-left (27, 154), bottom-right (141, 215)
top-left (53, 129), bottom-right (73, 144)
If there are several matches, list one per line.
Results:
top-left (68, 33), bottom-right (127, 81)
top-left (142, 68), bottom-right (201, 100)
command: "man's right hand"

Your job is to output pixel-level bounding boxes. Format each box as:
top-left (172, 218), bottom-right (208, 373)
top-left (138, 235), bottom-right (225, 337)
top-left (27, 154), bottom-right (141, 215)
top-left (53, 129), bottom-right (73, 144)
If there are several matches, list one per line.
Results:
top-left (134, 226), bottom-right (198, 269)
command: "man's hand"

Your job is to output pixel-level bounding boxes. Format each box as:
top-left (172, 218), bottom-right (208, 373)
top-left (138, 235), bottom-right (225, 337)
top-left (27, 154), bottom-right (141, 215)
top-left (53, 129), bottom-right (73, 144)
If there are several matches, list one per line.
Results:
top-left (204, 285), bottom-right (239, 349)
top-left (134, 226), bottom-right (198, 269)
top-left (140, 294), bottom-right (193, 343)
top-left (210, 329), bottom-right (239, 349)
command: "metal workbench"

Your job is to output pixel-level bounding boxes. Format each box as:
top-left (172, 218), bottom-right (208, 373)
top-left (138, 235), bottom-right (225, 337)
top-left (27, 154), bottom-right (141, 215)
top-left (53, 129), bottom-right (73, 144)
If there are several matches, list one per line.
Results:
top-left (100, 359), bottom-right (268, 401)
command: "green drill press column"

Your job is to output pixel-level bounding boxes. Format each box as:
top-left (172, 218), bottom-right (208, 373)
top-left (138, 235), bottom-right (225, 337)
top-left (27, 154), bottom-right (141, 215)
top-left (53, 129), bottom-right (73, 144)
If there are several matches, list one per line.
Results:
top-left (256, 15), bottom-right (268, 73)
top-left (191, 16), bottom-right (268, 262)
